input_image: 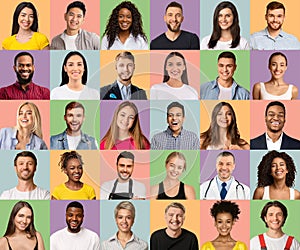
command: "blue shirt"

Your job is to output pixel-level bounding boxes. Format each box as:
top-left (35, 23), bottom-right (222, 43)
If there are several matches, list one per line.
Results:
top-left (0, 127), bottom-right (47, 150)
top-left (250, 28), bottom-right (300, 50)
top-left (200, 78), bottom-right (250, 100)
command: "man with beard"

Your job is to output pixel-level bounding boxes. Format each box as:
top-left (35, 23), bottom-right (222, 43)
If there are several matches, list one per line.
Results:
top-left (50, 201), bottom-right (100, 250)
top-left (0, 52), bottom-right (50, 99)
top-left (100, 51), bottom-right (147, 100)
top-left (50, 101), bottom-right (98, 150)
top-left (150, 1), bottom-right (200, 49)
top-left (251, 101), bottom-right (300, 149)
top-left (100, 151), bottom-right (146, 200)
top-left (250, 1), bottom-right (300, 50)
top-left (0, 151), bottom-right (50, 199)
top-left (200, 151), bottom-right (250, 200)
top-left (150, 202), bottom-right (199, 250)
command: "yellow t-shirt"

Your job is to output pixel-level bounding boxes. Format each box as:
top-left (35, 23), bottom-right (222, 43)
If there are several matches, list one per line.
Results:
top-left (201, 241), bottom-right (248, 250)
top-left (2, 32), bottom-right (49, 50)
top-left (52, 183), bottom-right (96, 200)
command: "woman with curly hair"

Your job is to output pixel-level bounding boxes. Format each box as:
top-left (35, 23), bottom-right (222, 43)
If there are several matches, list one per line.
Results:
top-left (101, 1), bottom-right (148, 50)
top-left (201, 200), bottom-right (247, 250)
top-left (253, 150), bottom-right (300, 200)
top-left (200, 1), bottom-right (248, 50)
top-left (100, 101), bottom-right (150, 150)
top-left (200, 102), bottom-right (249, 150)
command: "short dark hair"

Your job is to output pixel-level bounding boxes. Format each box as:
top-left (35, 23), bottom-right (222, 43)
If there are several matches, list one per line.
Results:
top-left (66, 201), bottom-right (84, 212)
top-left (165, 1), bottom-right (183, 12)
top-left (14, 151), bottom-right (37, 167)
top-left (216, 151), bottom-right (235, 164)
top-left (115, 51), bottom-right (135, 63)
top-left (65, 101), bottom-right (85, 115)
top-left (14, 52), bottom-right (34, 66)
top-left (116, 151), bottom-right (135, 165)
top-left (218, 51), bottom-right (236, 64)
top-left (167, 102), bottom-right (185, 117)
top-left (67, 1), bottom-right (86, 16)
top-left (210, 200), bottom-right (240, 220)
top-left (260, 201), bottom-right (287, 228)
top-left (265, 101), bottom-right (286, 117)
top-left (268, 52), bottom-right (287, 67)
top-left (266, 1), bottom-right (285, 14)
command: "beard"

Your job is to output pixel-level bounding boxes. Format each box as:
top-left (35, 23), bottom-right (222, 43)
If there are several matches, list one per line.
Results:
top-left (268, 22), bottom-right (282, 32)
top-left (16, 70), bottom-right (34, 85)
top-left (167, 23), bottom-right (181, 33)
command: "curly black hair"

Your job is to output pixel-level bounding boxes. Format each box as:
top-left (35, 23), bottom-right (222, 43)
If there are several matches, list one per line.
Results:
top-left (103, 1), bottom-right (147, 49)
top-left (210, 200), bottom-right (240, 220)
top-left (257, 150), bottom-right (296, 187)
top-left (59, 151), bottom-right (84, 171)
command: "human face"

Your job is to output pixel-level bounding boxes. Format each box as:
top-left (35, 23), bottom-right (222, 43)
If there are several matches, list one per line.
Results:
top-left (217, 58), bottom-right (236, 84)
top-left (265, 105), bottom-right (285, 133)
top-left (117, 158), bottom-right (134, 182)
top-left (64, 158), bottom-right (83, 183)
top-left (18, 104), bottom-right (33, 129)
top-left (165, 207), bottom-right (185, 232)
top-left (271, 157), bottom-right (288, 181)
top-left (269, 55), bottom-right (287, 80)
top-left (64, 55), bottom-right (85, 82)
top-left (115, 209), bottom-right (134, 234)
top-left (165, 56), bottom-right (185, 82)
top-left (116, 106), bottom-right (135, 132)
top-left (164, 7), bottom-right (184, 33)
top-left (64, 7), bottom-right (84, 33)
top-left (14, 55), bottom-right (34, 85)
top-left (166, 157), bottom-right (185, 180)
top-left (218, 8), bottom-right (233, 30)
top-left (216, 105), bottom-right (233, 129)
top-left (14, 207), bottom-right (32, 233)
top-left (265, 8), bottom-right (285, 32)
top-left (116, 58), bottom-right (135, 85)
top-left (15, 156), bottom-right (36, 181)
top-left (167, 107), bottom-right (185, 136)
top-left (66, 207), bottom-right (84, 233)
top-left (18, 7), bottom-right (34, 31)
top-left (118, 8), bottom-right (132, 32)
top-left (264, 206), bottom-right (284, 231)
top-left (216, 155), bottom-right (235, 181)
top-left (214, 212), bottom-right (234, 236)
top-left (64, 107), bottom-right (85, 134)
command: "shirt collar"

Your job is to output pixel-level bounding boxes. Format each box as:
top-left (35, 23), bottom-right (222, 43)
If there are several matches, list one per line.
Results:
top-left (166, 126), bottom-right (183, 137)
top-left (264, 27), bottom-right (284, 38)
top-left (117, 80), bottom-right (131, 90)
top-left (108, 232), bottom-right (135, 243)
top-left (115, 33), bottom-right (133, 41)
top-left (213, 78), bottom-right (237, 89)
top-left (14, 82), bottom-right (32, 91)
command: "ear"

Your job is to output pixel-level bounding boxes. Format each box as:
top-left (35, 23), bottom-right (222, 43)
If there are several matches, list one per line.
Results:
top-left (64, 65), bottom-right (67, 72)
top-left (13, 65), bottom-right (17, 72)
top-left (64, 13), bottom-right (67, 21)
top-left (64, 115), bottom-right (67, 121)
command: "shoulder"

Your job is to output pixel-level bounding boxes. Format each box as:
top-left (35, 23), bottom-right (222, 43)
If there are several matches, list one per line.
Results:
top-left (50, 131), bottom-right (65, 140)
top-left (200, 35), bottom-right (210, 49)
top-left (181, 228), bottom-right (197, 239)
top-left (201, 241), bottom-right (213, 249)
top-left (253, 186), bottom-right (264, 199)
top-left (151, 228), bottom-right (165, 238)
top-left (201, 80), bottom-right (214, 90)
top-left (2, 35), bottom-right (15, 48)
top-left (294, 189), bottom-right (300, 199)
top-left (81, 29), bottom-right (100, 39)
top-left (51, 228), bottom-right (66, 239)
top-left (282, 31), bottom-right (299, 40)
top-left (131, 84), bottom-right (146, 92)
top-left (150, 33), bottom-right (166, 48)
top-left (250, 29), bottom-right (265, 38)
top-left (81, 227), bottom-right (99, 237)
top-left (182, 128), bottom-right (198, 137)
top-left (0, 237), bottom-right (8, 250)
top-left (182, 30), bottom-right (199, 38)
top-left (34, 32), bottom-right (48, 40)
top-left (184, 184), bottom-right (196, 199)
top-left (152, 131), bottom-right (166, 139)
top-left (50, 86), bottom-right (63, 99)
top-left (235, 241), bottom-right (247, 249)
top-left (150, 184), bottom-right (159, 199)
top-left (150, 83), bottom-right (164, 90)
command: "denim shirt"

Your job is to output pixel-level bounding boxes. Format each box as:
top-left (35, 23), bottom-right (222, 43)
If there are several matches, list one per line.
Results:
top-left (50, 130), bottom-right (98, 150)
top-left (0, 127), bottom-right (47, 150)
top-left (200, 78), bottom-right (250, 100)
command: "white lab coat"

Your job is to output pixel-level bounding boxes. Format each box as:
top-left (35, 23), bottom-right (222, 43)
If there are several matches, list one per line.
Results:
top-left (200, 176), bottom-right (250, 200)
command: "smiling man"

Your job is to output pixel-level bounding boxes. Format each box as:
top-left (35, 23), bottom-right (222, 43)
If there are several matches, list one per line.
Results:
top-left (250, 201), bottom-right (300, 250)
top-left (0, 52), bottom-right (50, 100)
top-left (0, 151), bottom-right (50, 199)
top-left (250, 101), bottom-right (300, 150)
top-left (100, 51), bottom-right (147, 100)
top-left (200, 151), bottom-right (250, 200)
top-left (150, 202), bottom-right (198, 250)
top-left (150, 1), bottom-right (199, 49)
top-left (200, 51), bottom-right (249, 100)
top-left (151, 102), bottom-right (200, 150)
top-left (51, 1), bottom-right (100, 50)
top-left (100, 151), bottom-right (146, 200)
top-left (50, 101), bottom-right (98, 150)
top-left (102, 201), bottom-right (148, 250)
top-left (50, 201), bottom-right (100, 250)
top-left (250, 1), bottom-right (300, 50)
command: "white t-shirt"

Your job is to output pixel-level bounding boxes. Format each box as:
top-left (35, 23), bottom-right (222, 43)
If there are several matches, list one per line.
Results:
top-left (67, 134), bottom-right (81, 150)
top-left (150, 82), bottom-right (198, 100)
top-left (200, 35), bottom-right (249, 50)
top-left (0, 186), bottom-right (50, 200)
top-left (101, 34), bottom-right (148, 50)
top-left (51, 227), bottom-right (100, 250)
top-left (61, 32), bottom-right (78, 50)
top-left (100, 179), bottom-right (146, 199)
top-left (251, 233), bottom-right (300, 250)
top-left (51, 85), bottom-right (100, 100)
top-left (218, 83), bottom-right (232, 100)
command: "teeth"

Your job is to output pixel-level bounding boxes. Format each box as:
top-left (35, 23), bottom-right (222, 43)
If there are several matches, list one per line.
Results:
top-left (271, 121), bottom-right (279, 125)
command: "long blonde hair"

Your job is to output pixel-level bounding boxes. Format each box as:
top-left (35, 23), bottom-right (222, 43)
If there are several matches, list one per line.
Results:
top-left (101, 101), bottom-right (149, 149)
top-left (16, 102), bottom-right (43, 139)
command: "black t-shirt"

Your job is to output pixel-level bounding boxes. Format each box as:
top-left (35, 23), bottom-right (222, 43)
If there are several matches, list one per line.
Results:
top-left (150, 30), bottom-right (200, 50)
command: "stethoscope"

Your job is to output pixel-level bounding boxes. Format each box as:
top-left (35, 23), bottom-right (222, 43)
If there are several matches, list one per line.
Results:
top-left (203, 177), bottom-right (246, 199)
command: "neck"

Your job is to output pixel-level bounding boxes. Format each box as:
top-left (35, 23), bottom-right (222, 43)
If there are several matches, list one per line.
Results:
top-left (269, 78), bottom-right (284, 86)
top-left (16, 180), bottom-right (36, 192)
top-left (67, 80), bottom-right (84, 90)
top-left (18, 82), bottom-right (31, 90)
top-left (218, 175), bottom-right (231, 182)
top-left (17, 129), bottom-right (32, 138)
top-left (220, 29), bottom-right (232, 41)
top-left (164, 178), bottom-right (180, 187)
top-left (165, 29), bottom-right (181, 41)
top-left (117, 177), bottom-right (130, 184)
top-left (117, 231), bottom-right (132, 241)
top-left (215, 234), bottom-right (234, 242)
top-left (66, 28), bottom-right (79, 36)
top-left (118, 130), bottom-right (130, 140)
top-left (118, 30), bottom-right (130, 38)
top-left (118, 79), bottom-right (131, 87)
top-left (217, 77), bottom-right (233, 88)
top-left (272, 179), bottom-right (287, 189)
top-left (165, 227), bottom-right (182, 238)
top-left (17, 28), bottom-right (33, 36)
top-left (66, 129), bottom-right (81, 137)
top-left (266, 228), bottom-right (284, 238)
top-left (267, 27), bottom-right (281, 38)
top-left (65, 180), bottom-right (83, 189)
top-left (167, 79), bottom-right (183, 88)
top-left (266, 130), bottom-right (282, 142)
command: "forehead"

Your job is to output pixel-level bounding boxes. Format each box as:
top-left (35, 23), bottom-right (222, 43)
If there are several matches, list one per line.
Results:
top-left (119, 8), bottom-right (131, 15)
top-left (218, 57), bottom-right (235, 65)
top-left (219, 105), bottom-right (232, 112)
top-left (66, 55), bottom-right (84, 63)
top-left (166, 6), bottom-right (182, 15)
top-left (216, 212), bottom-right (233, 220)
top-left (17, 207), bottom-right (32, 215)
top-left (270, 55), bottom-right (286, 63)
top-left (119, 106), bottom-right (135, 115)
top-left (116, 57), bottom-right (134, 65)
top-left (20, 104), bottom-right (32, 112)
top-left (20, 7), bottom-right (33, 15)
top-left (67, 7), bottom-right (84, 16)
top-left (117, 208), bottom-right (133, 216)
top-left (168, 156), bottom-right (185, 165)
top-left (217, 155), bottom-right (234, 163)
top-left (66, 158), bottom-right (81, 165)
top-left (66, 207), bottom-right (83, 214)
top-left (266, 206), bottom-right (283, 214)
top-left (219, 8), bottom-right (233, 15)
top-left (66, 107), bottom-right (84, 114)
top-left (16, 55), bottom-right (33, 64)
top-left (16, 156), bottom-right (35, 163)
top-left (266, 105), bottom-right (284, 113)
top-left (267, 8), bottom-right (284, 15)
top-left (166, 206), bottom-right (184, 215)
top-left (272, 157), bottom-right (285, 163)
top-left (118, 157), bottom-right (133, 165)
top-left (167, 56), bottom-right (184, 64)
top-left (168, 106), bottom-right (183, 114)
